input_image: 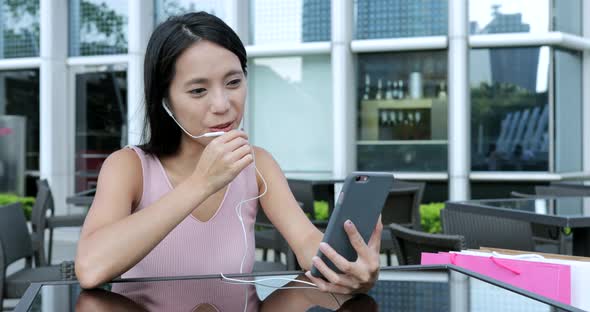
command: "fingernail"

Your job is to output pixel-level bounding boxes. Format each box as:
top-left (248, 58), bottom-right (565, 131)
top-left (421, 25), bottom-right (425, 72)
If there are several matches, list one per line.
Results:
top-left (346, 220), bottom-right (353, 226)
top-left (312, 256), bottom-right (320, 262)
top-left (319, 242), bottom-right (329, 251)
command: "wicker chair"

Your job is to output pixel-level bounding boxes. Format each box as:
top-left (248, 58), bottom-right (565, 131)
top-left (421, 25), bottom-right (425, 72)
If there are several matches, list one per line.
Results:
top-left (441, 207), bottom-right (535, 251)
top-left (0, 203), bottom-right (76, 310)
top-left (381, 180), bottom-right (425, 266)
top-left (32, 180), bottom-right (86, 265)
top-left (389, 223), bottom-right (465, 265)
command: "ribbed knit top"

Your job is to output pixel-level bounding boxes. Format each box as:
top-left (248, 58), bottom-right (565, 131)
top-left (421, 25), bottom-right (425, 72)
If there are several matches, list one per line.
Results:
top-left (120, 145), bottom-right (259, 278)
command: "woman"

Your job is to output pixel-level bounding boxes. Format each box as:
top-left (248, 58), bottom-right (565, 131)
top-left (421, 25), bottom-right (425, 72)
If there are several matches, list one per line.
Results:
top-left (75, 12), bottom-right (381, 295)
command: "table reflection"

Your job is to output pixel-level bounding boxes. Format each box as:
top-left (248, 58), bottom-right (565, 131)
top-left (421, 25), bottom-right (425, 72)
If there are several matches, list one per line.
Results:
top-left (73, 275), bottom-right (374, 312)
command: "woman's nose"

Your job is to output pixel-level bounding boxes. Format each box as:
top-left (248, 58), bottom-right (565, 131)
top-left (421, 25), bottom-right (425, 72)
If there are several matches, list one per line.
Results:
top-left (210, 88), bottom-right (230, 113)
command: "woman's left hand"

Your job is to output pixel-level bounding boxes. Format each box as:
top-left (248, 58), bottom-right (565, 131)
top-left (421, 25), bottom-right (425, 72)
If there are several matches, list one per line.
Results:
top-left (305, 216), bottom-right (383, 294)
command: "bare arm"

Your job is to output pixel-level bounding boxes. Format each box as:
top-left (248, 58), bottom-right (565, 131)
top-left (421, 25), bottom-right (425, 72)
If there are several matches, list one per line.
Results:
top-left (75, 149), bottom-right (211, 288)
top-left (75, 131), bottom-right (252, 289)
top-left (253, 147), bottom-right (323, 270)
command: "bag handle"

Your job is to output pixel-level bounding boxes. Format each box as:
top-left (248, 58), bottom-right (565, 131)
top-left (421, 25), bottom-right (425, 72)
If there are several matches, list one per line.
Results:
top-left (450, 253), bottom-right (521, 275)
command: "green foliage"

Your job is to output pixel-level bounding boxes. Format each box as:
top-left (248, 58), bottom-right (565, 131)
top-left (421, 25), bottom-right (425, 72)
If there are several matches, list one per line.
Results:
top-left (420, 202), bottom-right (445, 234)
top-left (0, 193), bottom-right (35, 220)
top-left (314, 201), bottom-right (329, 221)
top-left (79, 1), bottom-right (127, 54)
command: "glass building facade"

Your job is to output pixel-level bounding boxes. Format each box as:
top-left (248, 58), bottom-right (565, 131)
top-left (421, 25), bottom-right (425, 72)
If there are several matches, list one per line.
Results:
top-left (0, 0), bottom-right (588, 210)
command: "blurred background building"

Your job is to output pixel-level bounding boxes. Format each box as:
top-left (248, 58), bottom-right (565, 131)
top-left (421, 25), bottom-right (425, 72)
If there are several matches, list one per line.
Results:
top-left (0, 0), bottom-right (588, 214)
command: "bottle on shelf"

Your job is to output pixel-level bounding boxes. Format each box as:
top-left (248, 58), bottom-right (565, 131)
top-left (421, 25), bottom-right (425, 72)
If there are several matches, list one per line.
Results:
top-left (376, 78), bottom-right (383, 100)
top-left (380, 110), bottom-right (389, 126)
top-left (392, 81), bottom-right (399, 99)
top-left (363, 74), bottom-right (371, 100)
top-left (438, 81), bottom-right (447, 99)
top-left (385, 80), bottom-right (393, 100)
top-left (389, 110), bottom-right (396, 125)
top-left (398, 80), bottom-right (405, 99)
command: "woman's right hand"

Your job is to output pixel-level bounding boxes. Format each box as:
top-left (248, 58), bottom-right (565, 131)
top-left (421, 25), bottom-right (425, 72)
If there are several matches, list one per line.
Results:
top-left (191, 130), bottom-right (253, 194)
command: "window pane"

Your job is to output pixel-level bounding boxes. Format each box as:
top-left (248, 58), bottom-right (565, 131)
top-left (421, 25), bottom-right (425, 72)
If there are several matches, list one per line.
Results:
top-left (250, 0), bottom-right (331, 45)
top-left (0, 0), bottom-right (40, 58)
top-left (250, 55), bottom-right (332, 173)
top-left (75, 69), bottom-right (127, 191)
top-left (357, 51), bottom-right (448, 171)
top-left (354, 0), bottom-right (447, 40)
top-left (154, 0), bottom-right (227, 25)
top-left (553, 0), bottom-right (582, 35)
top-left (554, 49), bottom-right (582, 172)
top-left (469, 0), bottom-right (549, 34)
top-left (0, 69), bottom-right (39, 171)
top-left (69, 0), bottom-right (128, 56)
top-left (470, 47), bottom-right (549, 171)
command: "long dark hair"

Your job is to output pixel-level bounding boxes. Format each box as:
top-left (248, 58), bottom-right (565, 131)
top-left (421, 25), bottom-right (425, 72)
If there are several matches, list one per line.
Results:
top-left (139, 12), bottom-right (247, 156)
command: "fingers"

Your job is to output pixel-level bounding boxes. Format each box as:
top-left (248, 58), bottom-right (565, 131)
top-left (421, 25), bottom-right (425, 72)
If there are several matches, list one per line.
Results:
top-left (305, 271), bottom-right (353, 295)
top-left (343, 220), bottom-right (371, 260)
top-left (367, 215), bottom-right (383, 253)
top-left (222, 136), bottom-right (250, 153)
top-left (215, 129), bottom-right (248, 143)
top-left (317, 242), bottom-right (356, 276)
top-left (232, 152), bottom-right (254, 171)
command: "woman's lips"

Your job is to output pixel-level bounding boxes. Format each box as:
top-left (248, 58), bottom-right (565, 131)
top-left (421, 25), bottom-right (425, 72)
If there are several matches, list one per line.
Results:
top-left (209, 122), bottom-right (233, 132)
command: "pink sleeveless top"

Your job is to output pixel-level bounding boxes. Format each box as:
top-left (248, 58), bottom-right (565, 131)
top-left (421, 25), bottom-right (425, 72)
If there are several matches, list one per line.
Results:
top-left (121, 146), bottom-right (259, 278)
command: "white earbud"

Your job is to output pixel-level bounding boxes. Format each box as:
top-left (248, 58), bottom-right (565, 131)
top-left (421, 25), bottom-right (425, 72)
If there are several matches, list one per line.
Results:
top-left (162, 100), bottom-right (225, 138)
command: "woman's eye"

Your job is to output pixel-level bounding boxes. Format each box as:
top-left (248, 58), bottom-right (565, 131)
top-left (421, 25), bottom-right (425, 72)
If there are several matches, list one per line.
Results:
top-left (189, 88), bottom-right (207, 95)
top-left (227, 79), bottom-right (241, 87)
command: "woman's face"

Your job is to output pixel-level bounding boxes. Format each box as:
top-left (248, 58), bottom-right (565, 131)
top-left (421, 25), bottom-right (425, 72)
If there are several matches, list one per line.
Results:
top-left (167, 40), bottom-right (246, 140)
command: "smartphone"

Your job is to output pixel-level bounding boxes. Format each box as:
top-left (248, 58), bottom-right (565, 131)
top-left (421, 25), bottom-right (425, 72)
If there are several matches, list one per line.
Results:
top-left (310, 172), bottom-right (394, 279)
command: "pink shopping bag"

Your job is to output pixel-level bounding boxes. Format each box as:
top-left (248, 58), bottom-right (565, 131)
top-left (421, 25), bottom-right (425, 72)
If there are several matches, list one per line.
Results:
top-left (421, 252), bottom-right (571, 304)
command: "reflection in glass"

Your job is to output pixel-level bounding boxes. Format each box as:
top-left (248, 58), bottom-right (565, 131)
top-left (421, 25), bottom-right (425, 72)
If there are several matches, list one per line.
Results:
top-left (75, 69), bottom-right (127, 192)
top-left (554, 49), bottom-right (582, 172)
top-left (477, 197), bottom-right (586, 217)
top-left (354, 0), bottom-right (447, 39)
top-left (470, 47), bottom-right (549, 171)
top-left (250, 0), bottom-right (331, 44)
top-left (154, 0), bottom-right (227, 25)
top-left (249, 55), bottom-right (332, 173)
top-left (0, 69), bottom-right (39, 171)
top-left (25, 270), bottom-right (573, 311)
top-left (69, 0), bottom-right (128, 56)
top-left (0, 0), bottom-right (40, 58)
top-left (468, 0), bottom-right (549, 34)
top-left (357, 51), bottom-right (447, 171)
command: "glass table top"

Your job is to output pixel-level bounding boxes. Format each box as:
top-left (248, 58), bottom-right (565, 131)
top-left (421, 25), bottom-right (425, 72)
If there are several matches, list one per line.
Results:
top-left (466, 197), bottom-right (590, 218)
top-left (17, 266), bottom-right (582, 312)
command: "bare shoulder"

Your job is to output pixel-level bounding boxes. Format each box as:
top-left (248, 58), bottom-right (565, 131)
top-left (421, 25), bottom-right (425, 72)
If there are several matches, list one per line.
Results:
top-left (252, 146), bottom-right (274, 162)
top-left (252, 146), bottom-right (283, 171)
top-left (252, 146), bottom-right (287, 187)
top-left (80, 148), bottom-right (144, 238)
top-left (95, 148), bottom-right (143, 207)
top-left (100, 148), bottom-right (142, 181)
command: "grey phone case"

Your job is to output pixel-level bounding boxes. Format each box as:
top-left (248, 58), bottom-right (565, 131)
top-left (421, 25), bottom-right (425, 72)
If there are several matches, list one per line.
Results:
top-left (310, 171), bottom-right (394, 279)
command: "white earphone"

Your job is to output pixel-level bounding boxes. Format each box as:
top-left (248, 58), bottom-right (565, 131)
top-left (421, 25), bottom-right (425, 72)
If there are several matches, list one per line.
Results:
top-left (161, 98), bottom-right (319, 310)
top-left (162, 100), bottom-right (225, 138)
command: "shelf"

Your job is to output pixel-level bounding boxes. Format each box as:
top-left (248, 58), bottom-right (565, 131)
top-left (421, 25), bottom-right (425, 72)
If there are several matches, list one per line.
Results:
top-left (357, 140), bottom-right (448, 146)
top-left (361, 98), bottom-right (442, 109)
top-left (360, 98), bottom-right (448, 141)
